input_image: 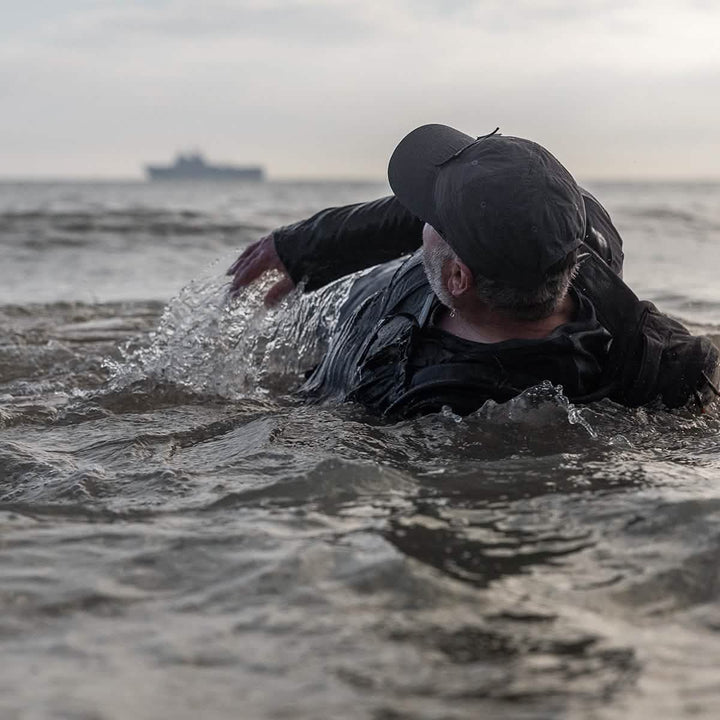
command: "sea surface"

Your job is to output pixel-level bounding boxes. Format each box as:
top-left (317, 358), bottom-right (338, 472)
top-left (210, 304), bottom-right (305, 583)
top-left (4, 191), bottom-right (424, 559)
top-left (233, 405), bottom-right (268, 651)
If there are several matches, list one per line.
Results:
top-left (1, 178), bottom-right (720, 720)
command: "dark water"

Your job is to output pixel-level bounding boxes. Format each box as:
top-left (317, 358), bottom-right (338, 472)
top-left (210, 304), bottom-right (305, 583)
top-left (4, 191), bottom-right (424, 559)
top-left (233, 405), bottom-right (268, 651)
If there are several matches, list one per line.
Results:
top-left (2, 180), bottom-right (720, 719)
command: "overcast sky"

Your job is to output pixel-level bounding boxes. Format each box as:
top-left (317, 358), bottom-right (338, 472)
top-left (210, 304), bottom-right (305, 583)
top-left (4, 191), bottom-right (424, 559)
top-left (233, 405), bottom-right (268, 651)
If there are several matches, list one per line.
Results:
top-left (2, 0), bottom-right (719, 180)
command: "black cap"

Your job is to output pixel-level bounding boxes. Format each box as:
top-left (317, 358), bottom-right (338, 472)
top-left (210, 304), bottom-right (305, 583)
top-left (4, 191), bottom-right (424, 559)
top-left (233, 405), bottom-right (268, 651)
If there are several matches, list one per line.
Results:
top-left (388, 124), bottom-right (586, 289)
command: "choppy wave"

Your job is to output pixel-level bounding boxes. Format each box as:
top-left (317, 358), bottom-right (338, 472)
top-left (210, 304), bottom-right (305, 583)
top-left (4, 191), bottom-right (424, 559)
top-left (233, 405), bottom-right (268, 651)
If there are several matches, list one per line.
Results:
top-left (3, 351), bottom-right (720, 718)
top-left (3, 181), bottom-right (720, 718)
top-left (1, 209), bottom-right (268, 248)
top-left (620, 205), bottom-right (720, 232)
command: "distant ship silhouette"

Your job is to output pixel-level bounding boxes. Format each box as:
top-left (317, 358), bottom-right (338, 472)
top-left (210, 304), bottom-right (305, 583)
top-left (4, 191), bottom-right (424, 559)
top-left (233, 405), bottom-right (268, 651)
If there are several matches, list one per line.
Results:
top-left (145, 152), bottom-right (264, 181)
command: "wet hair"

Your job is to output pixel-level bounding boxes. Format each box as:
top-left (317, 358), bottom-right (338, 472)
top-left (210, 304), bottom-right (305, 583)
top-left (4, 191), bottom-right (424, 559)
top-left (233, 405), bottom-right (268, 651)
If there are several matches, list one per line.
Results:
top-left (423, 239), bottom-right (578, 321)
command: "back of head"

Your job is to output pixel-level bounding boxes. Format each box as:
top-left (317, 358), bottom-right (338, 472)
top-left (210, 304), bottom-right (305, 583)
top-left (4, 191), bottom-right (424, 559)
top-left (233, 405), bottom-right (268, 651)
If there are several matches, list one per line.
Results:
top-left (424, 230), bottom-right (578, 321)
top-left (472, 248), bottom-right (578, 320)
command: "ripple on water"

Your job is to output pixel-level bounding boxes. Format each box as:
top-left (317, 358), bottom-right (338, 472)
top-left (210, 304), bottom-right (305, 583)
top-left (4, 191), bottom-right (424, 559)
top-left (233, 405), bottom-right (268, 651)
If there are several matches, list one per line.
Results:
top-left (3, 269), bottom-right (720, 718)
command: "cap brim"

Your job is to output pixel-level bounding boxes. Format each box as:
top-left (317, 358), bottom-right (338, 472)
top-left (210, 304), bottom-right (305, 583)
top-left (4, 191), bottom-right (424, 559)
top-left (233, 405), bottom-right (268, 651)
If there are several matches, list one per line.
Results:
top-left (388, 124), bottom-right (475, 227)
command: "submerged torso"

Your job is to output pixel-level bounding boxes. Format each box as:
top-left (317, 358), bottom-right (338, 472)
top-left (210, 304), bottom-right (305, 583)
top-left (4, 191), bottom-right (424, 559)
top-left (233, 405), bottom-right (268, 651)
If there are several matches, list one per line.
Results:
top-left (300, 252), bottom-right (612, 417)
top-left (300, 247), bottom-right (719, 417)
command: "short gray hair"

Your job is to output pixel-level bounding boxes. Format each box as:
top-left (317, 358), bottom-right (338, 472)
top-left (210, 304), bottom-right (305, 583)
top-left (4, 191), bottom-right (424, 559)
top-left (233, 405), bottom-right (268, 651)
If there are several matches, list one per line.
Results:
top-left (423, 239), bottom-right (577, 321)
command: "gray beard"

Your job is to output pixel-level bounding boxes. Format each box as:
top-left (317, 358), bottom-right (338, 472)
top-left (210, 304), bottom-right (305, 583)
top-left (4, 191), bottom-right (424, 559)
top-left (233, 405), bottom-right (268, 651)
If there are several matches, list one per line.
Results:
top-left (422, 243), bottom-right (456, 310)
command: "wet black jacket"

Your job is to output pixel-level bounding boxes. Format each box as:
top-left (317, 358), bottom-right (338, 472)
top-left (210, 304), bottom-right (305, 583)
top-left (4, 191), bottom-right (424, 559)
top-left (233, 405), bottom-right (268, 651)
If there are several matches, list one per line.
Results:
top-left (274, 192), bottom-right (624, 289)
top-left (273, 193), bottom-right (718, 416)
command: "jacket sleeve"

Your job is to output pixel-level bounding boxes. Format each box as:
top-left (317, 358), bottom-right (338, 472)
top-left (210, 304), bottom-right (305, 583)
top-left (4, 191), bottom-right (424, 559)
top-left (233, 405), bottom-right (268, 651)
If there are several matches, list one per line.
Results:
top-left (581, 189), bottom-right (625, 277)
top-left (273, 195), bottom-right (424, 291)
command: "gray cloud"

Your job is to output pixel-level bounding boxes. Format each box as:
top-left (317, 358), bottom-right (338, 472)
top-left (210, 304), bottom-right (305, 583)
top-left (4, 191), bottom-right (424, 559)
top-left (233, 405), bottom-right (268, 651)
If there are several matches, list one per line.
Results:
top-left (1, 0), bottom-right (719, 178)
top-left (23, 0), bottom-right (389, 49)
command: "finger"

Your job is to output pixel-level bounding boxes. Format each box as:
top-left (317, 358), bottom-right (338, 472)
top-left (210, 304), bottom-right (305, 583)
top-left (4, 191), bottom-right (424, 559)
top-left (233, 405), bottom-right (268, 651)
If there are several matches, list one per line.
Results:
top-left (229, 249), bottom-right (270, 292)
top-left (232, 242), bottom-right (284, 290)
top-left (226, 235), bottom-right (269, 274)
top-left (263, 276), bottom-right (295, 306)
top-left (226, 246), bottom-right (259, 275)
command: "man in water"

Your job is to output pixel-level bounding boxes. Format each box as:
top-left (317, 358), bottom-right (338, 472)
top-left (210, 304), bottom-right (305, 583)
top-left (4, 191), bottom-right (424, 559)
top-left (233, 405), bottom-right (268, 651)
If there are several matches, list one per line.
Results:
top-left (227, 124), bottom-right (719, 417)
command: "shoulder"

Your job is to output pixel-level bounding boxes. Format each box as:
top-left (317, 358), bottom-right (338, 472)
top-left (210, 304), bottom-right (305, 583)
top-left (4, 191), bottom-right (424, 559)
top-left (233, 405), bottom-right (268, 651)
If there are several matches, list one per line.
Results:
top-left (579, 186), bottom-right (625, 275)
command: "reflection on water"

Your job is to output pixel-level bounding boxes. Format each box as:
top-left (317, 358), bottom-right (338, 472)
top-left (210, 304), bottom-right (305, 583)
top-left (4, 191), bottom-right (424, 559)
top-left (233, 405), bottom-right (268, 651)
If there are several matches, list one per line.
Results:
top-left (2, 180), bottom-right (720, 718)
top-left (1, 281), bottom-right (720, 719)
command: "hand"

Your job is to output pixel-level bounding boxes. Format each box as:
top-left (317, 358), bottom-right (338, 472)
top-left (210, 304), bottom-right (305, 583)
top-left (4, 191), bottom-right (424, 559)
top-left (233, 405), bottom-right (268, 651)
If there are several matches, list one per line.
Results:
top-left (226, 233), bottom-right (295, 306)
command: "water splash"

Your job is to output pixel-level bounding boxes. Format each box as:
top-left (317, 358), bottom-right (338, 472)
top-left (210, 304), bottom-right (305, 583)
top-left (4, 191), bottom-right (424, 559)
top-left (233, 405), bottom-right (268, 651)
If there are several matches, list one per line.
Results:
top-left (107, 270), bottom-right (357, 399)
top-left (471, 381), bottom-right (598, 438)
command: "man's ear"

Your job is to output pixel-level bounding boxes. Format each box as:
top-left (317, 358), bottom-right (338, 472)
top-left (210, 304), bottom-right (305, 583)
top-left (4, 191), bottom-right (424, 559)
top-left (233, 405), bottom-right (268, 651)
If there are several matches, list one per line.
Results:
top-left (445, 258), bottom-right (474, 298)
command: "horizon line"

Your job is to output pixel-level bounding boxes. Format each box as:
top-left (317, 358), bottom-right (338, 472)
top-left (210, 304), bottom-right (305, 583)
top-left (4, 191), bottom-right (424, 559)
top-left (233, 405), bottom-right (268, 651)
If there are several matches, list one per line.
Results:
top-left (2, 175), bottom-right (720, 184)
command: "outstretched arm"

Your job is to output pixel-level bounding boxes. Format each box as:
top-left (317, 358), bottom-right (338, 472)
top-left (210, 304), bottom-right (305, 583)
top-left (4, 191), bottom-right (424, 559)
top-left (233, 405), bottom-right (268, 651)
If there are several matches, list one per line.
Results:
top-left (227, 189), bottom-right (626, 305)
top-left (227, 195), bottom-right (423, 305)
